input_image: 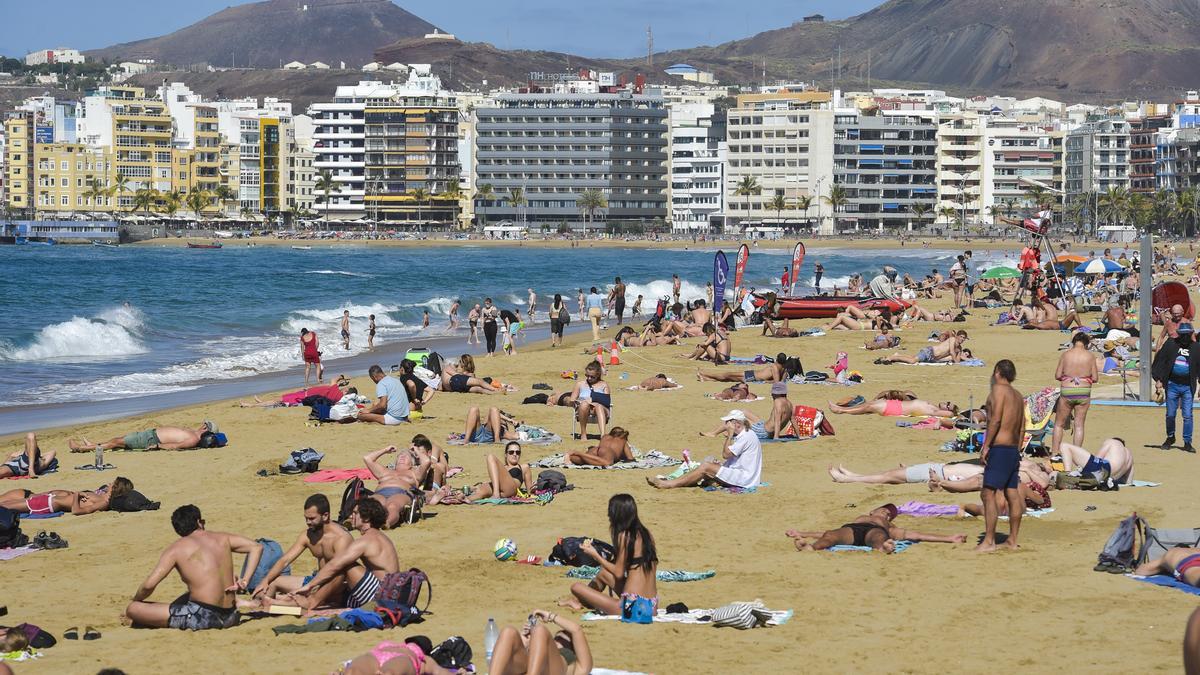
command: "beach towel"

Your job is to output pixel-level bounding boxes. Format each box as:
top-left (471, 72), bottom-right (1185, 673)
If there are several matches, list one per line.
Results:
top-left (728, 355), bottom-right (773, 365)
top-left (567, 566), bottom-right (715, 582)
top-left (1127, 480), bottom-right (1161, 488)
top-left (303, 468), bottom-right (374, 483)
top-left (895, 417), bottom-right (946, 430)
top-left (592, 669), bottom-right (650, 675)
top-left (624, 380), bottom-right (682, 392)
top-left (906, 359), bottom-right (985, 367)
top-left (0, 650), bottom-right (42, 663)
top-left (583, 605), bottom-right (792, 626)
top-left (1130, 574), bottom-right (1200, 596)
top-left (704, 394), bottom-right (765, 402)
top-left (898, 501), bottom-right (960, 518)
top-left (18, 512), bottom-right (61, 520)
top-left (790, 377), bottom-right (858, 387)
top-left (828, 540), bottom-right (915, 553)
top-left (447, 425), bottom-right (561, 446)
top-left (531, 450), bottom-right (681, 470)
top-left (703, 482), bottom-right (769, 494)
top-left (0, 546), bottom-right (39, 561)
top-left (470, 493), bottom-right (554, 506)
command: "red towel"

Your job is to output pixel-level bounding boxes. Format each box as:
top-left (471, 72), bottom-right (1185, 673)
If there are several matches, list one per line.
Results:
top-left (303, 468), bottom-right (373, 483)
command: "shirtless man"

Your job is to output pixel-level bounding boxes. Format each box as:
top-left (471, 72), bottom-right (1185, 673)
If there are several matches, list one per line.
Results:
top-left (1021, 307), bottom-right (1083, 331)
top-left (1134, 546), bottom-right (1200, 588)
top-left (0, 477), bottom-right (133, 516)
top-left (0, 432), bottom-right (57, 478)
top-left (1058, 438), bottom-right (1134, 484)
top-left (1054, 333), bottom-right (1099, 453)
top-left (567, 427), bottom-right (634, 467)
top-left (124, 505), bottom-right (264, 630)
top-left (672, 274), bottom-right (682, 304)
top-left (447, 299), bottom-right (460, 333)
top-left (902, 303), bottom-right (962, 323)
top-left (364, 444), bottom-right (430, 529)
top-left (292, 499), bottom-right (399, 609)
top-left (785, 504), bottom-right (966, 553)
top-left (69, 422), bottom-right (218, 452)
top-left (689, 299), bottom-right (712, 328)
top-left (702, 383), bottom-right (796, 439)
top-left (698, 356), bottom-right (788, 383)
top-left (977, 359), bottom-right (1025, 552)
top-left (244, 494), bottom-right (354, 613)
top-left (864, 325), bottom-right (901, 351)
top-left (527, 289), bottom-right (537, 324)
top-left (925, 459), bottom-right (1054, 514)
top-left (828, 397), bottom-right (959, 418)
top-left (1008, 300), bottom-right (1039, 326)
top-left (341, 310), bottom-right (351, 350)
top-left (876, 331), bottom-right (967, 365)
top-left (1155, 304), bottom-right (1187, 352)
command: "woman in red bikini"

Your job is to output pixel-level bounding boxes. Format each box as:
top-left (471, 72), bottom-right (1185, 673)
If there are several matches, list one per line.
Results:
top-left (300, 328), bottom-right (323, 386)
top-left (0, 477), bottom-right (133, 517)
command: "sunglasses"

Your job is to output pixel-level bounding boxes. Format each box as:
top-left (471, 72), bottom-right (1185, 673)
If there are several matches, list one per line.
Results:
top-left (506, 450), bottom-right (521, 456)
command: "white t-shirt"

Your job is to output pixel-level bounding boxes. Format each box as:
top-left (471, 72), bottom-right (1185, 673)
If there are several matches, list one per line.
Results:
top-left (716, 428), bottom-right (763, 489)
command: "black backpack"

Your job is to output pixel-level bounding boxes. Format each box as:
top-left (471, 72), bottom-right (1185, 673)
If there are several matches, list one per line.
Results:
top-left (549, 536), bottom-right (616, 567)
top-left (431, 636), bottom-right (473, 669)
top-left (426, 352), bottom-right (444, 377)
top-left (1095, 514), bottom-right (1145, 573)
top-left (0, 507), bottom-right (28, 549)
top-left (337, 478), bottom-right (374, 525)
top-left (533, 470), bottom-right (570, 494)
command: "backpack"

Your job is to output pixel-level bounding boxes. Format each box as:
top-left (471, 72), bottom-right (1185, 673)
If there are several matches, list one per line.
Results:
top-left (308, 401), bottom-right (333, 422)
top-left (655, 297), bottom-right (668, 320)
top-left (522, 393), bottom-right (550, 405)
top-left (375, 568), bottom-right (432, 626)
top-left (426, 352), bottom-right (444, 377)
top-left (0, 506), bottom-right (29, 550)
top-left (1095, 514), bottom-right (1145, 573)
top-left (430, 636), bottom-right (473, 669)
top-left (241, 538), bottom-right (291, 590)
top-left (549, 536), bottom-right (616, 567)
top-left (1138, 522), bottom-right (1200, 566)
top-left (337, 478), bottom-right (374, 525)
top-left (533, 470), bottom-right (570, 494)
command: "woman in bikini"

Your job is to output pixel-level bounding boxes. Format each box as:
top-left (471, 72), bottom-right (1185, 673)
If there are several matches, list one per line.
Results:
top-left (468, 441), bottom-right (531, 502)
top-left (463, 407), bottom-right (522, 445)
top-left (488, 609), bottom-right (595, 675)
top-left (561, 493), bottom-right (659, 617)
top-left (828, 397), bottom-right (959, 418)
top-left (0, 477), bottom-right (133, 516)
top-left (566, 427), bottom-right (634, 467)
top-left (710, 382), bottom-right (757, 401)
top-left (682, 324), bottom-right (731, 364)
top-left (569, 362), bottom-right (611, 439)
top-left (440, 355), bottom-right (501, 394)
top-left (339, 635), bottom-right (459, 674)
top-left (786, 504), bottom-right (966, 553)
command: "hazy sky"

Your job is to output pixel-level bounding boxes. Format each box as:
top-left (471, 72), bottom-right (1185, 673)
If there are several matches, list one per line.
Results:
top-left (0, 0), bottom-right (883, 58)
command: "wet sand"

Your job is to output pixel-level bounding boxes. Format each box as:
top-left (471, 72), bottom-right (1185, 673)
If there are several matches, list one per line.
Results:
top-left (2, 291), bottom-right (1196, 673)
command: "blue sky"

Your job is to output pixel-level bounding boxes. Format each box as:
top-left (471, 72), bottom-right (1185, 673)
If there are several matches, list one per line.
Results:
top-left (0, 0), bottom-right (883, 58)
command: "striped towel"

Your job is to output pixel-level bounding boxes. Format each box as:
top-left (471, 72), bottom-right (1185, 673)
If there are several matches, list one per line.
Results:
top-left (567, 566), bottom-right (716, 582)
top-left (828, 540), bottom-right (916, 553)
top-left (583, 606), bottom-right (792, 626)
top-left (470, 493), bottom-right (554, 506)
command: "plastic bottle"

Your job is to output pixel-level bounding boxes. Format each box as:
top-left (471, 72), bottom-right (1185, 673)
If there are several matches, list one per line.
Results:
top-left (681, 449), bottom-right (691, 469)
top-left (485, 617), bottom-right (499, 666)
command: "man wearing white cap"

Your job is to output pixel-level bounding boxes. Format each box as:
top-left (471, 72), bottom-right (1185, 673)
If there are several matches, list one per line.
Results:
top-left (646, 410), bottom-right (762, 490)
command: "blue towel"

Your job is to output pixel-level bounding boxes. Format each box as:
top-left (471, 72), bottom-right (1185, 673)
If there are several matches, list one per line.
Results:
top-left (1131, 574), bottom-right (1200, 596)
top-left (339, 608), bottom-right (386, 629)
top-left (702, 482), bottom-right (769, 494)
top-left (828, 540), bottom-right (915, 553)
top-left (19, 512), bottom-right (62, 519)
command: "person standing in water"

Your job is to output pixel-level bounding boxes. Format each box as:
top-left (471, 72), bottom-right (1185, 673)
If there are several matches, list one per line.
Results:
top-left (367, 315), bottom-right (376, 351)
top-left (610, 277), bottom-right (627, 325)
top-left (300, 328), bottom-right (323, 386)
top-left (421, 310), bottom-right (430, 332)
top-left (672, 275), bottom-right (682, 305)
top-left (447, 299), bottom-right (460, 334)
top-left (467, 303), bottom-right (481, 345)
top-left (814, 263), bottom-right (824, 293)
top-left (341, 310), bottom-right (351, 350)
top-left (527, 288), bottom-right (538, 324)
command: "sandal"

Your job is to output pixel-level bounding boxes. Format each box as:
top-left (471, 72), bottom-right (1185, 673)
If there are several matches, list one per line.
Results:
top-left (83, 626), bottom-right (101, 640)
top-left (64, 626), bottom-right (79, 640)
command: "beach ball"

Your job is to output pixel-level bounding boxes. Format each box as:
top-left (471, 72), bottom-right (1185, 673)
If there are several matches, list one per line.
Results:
top-left (493, 538), bottom-right (518, 561)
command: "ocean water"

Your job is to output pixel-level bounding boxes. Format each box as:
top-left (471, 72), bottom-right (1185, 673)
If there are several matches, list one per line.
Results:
top-left (0, 243), bottom-right (1007, 407)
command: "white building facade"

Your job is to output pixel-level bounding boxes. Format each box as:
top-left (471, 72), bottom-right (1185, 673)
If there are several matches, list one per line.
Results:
top-left (668, 102), bottom-right (725, 232)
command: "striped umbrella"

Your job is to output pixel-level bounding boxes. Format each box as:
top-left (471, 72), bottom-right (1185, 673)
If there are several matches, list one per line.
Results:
top-left (1074, 258), bottom-right (1125, 274)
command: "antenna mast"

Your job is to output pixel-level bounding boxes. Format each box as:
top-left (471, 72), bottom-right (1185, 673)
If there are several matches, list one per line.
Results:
top-left (647, 25), bottom-right (653, 68)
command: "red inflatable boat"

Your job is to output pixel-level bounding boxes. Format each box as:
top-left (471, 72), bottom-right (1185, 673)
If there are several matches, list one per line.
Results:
top-left (767, 295), bottom-right (911, 320)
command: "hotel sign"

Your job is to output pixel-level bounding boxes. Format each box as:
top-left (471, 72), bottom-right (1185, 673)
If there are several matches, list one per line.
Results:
top-left (529, 72), bottom-right (579, 82)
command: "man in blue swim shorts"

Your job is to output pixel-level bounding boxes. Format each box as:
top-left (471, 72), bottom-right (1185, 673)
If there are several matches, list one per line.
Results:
top-left (978, 359), bottom-right (1026, 553)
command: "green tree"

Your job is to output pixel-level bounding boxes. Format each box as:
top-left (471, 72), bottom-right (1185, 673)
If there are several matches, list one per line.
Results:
top-left (162, 190), bottom-right (183, 217)
top-left (505, 187), bottom-right (527, 225)
top-left (795, 194), bottom-right (814, 230)
top-left (82, 178), bottom-right (107, 219)
top-left (767, 194), bottom-right (788, 226)
top-left (132, 188), bottom-right (159, 215)
top-left (186, 190), bottom-right (210, 221)
top-left (475, 182), bottom-right (494, 229)
top-left (213, 184), bottom-right (237, 217)
top-left (109, 172), bottom-right (130, 213)
top-left (408, 187), bottom-right (430, 225)
top-left (734, 176), bottom-right (761, 224)
top-left (442, 178), bottom-right (464, 228)
top-left (577, 188), bottom-right (608, 226)
top-left (1152, 188), bottom-right (1177, 236)
top-left (910, 202), bottom-right (931, 231)
top-left (313, 170), bottom-right (340, 226)
top-left (823, 185), bottom-right (849, 234)
top-left (1176, 187), bottom-right (1199, 237)
top-left (1099, 187), bottom-right (1129, 228)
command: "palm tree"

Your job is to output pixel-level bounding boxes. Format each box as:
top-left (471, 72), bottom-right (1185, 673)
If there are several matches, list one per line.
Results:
top-left (822, 184), bottom-right (849, 234)
top-left (110, 172), bottom-right (130, 213)
top-left (505, 187), bottom-right (527, 225)
top-left (213, 184), bottom-right (237, 218)
top-left (475, 182), bottom-right (495, 229)
top-left (1128, 192), bottom-right (1150, 232)
top-left (186, 190), bottom-right (210, 222)
top-left (795, 195), bottom-right (814, 230)
top-left (937, 206), bottom-right (958, 233)
top-left (733, 176), bottom-right (761, 225)
top-left (162, 190), bottom-right (183, 218)
top-left (408, 187), bottom-right (430, 226)
top-left (1152, 188), bottom-right (1177, 236)
top-left (577, 188), bottom-right (608, 226)
top-left (767, 194), bottom-right (788, 226)
top-left (82, 178), bottom-right (106, 219)
top-left (1176, 187), bottom-right (1200, 237)
top-left (909, 202), bottom-right (931, 232)
top-left (1024, 184), bottom-right (1050, 211)
top-left (1099, 187), bottom-right (1129, 228)
top-left (313, 170), bottom-right (339, 226)
top-left (442, 178), bottom-right (464, 228)
top-left (132, 188), bottom-right (159, 215)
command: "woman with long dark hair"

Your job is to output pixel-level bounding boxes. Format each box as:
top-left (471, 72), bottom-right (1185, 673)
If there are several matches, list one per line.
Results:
top-left (549, 293), bottom-right (566, 347)
top-left (561, 493), bottom-right (658, 619)
top-left (481, 297), bottom-right (499, 356)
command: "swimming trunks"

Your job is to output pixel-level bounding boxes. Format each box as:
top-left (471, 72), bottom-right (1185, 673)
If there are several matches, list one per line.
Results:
top-left (449, 374), bottom-right (470, 393)
top-left (904, 462), bottom-right (945, 483)
top-left (1081, 455), bottom-right (1112, 479)
top-left (982, 445), bottom-right (1020, 490)
top-left (1060, 378), bottom-right (1092, 406)
top-left (471, 426), bottom-right (495, 444)
top-left (883, 399), bottom-right (905, 417)
top-left (751, 420), bottom-right (769, 440)
top-left (916, 347), bottom-right (936, 363)
top-left (122, 428), bottom-right (160, 450)
top-left (841, 522), bottom-right (890, 547)
top-left (375, 486), bottom-right (410, 499)
top-left (341, 329), bottom-right (350, 340)
top-left (382, 413), bottom-right (407, 426)
top-left (168, 595), bottom-right (240, 631)
top-left (1175, 554), bottom-right (1200, 584)
top-left (347, 571), bottom-right (382, 608)
top-left (2, 449), bottom-right (58, 477)
top-left (25, 492), bottom-right (56, 515)
top-left (744, 370), bottom-right (759, 382)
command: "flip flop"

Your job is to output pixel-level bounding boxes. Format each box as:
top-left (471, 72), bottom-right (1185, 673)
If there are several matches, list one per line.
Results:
top-left (83, 626), bottom-right (101, 640)
top-left (64, 626), bottom-right (79, 640)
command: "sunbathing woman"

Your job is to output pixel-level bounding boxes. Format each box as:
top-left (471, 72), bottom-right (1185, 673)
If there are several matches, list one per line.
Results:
top-left (710, 382), bottom-right (757, 401)
top-left (821, 310), bottom-right (893, 332)
top-left (569, 362), bottom-right (611, 440)
top-left (468, 441), bottom-right (531, 502)
top-left (634, 374), bottom-right (677, 391)
top-left (489, 610), bottom-right (594, 675)
top-left (926, 459), bottom-right (1054, 511)
top-left (338, 635), bottom-right (459, 675)
top-left (683, 324), bottom-right (731, 364)
top-left (363, 445), bottom-right (429, 529)
top-left (567, 427), bottom-right (635, 467)
top-left (463, 406), bottom-right (521, 444)
top-left (864, 325), bottom-right (902, 350)
top-left (440, 354), bottom-right (502, 394)
top-left (0, 477), bottom-right (133, 516)
top-left (828, 397), bottom-right (959, 418)
top-left (561, 493), bottom-right (658, 617)
top-left (0, 433), bottom-right (58, 478)
top-left (785, 504), bottom-right (967, 553)
top-left (697, 354), bottom-right (791, 383)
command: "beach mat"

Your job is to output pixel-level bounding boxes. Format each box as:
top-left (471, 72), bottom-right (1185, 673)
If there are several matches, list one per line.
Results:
top-left (448, 426), bottom-right (561, 446)
top-left (1130, 574), bottom-right (1200, 596)
top-left (470, 493), bottom-right (554, 506)
top-left (583, 606), bottom-right (792, 626)
top-left (703, 482), bottom-right (768, 494)
top-left (0, 546), bottom-right (40, 562)
top-left (704, 394), bottom-right (765, 402)
top-left (531, 449), bottom-right (680, 470)
top-left (567, 566), bottom-right (716, 582)
top-left (19, 512), bottom-right (62, 520)
top-left (828, 540), bottom-right (916, 553)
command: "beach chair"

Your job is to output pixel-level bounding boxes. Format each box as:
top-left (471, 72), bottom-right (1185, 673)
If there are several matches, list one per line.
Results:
top-left (570, 396), bottom-right (613, 440)
top-left (1022, 386), bottom-right (1059, 455)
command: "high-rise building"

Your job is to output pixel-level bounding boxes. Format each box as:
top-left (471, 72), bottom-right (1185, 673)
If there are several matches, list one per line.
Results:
top-left (832, 110), bottom-right (938, 233)
top-left (3, 112), bottom-right (34, 215)
top-left (667, 101), bottom-right (725, 232)
top-left (31, 142), bottom-right (113, 214)
top-left (936, 113), bottom-right (984, 226)
top-left (78, 86), bottom-right (176, 209)
top-left (310, 69), bottom-right (460, 222)
top-left (1064, 118), bottom-right (1130, 211)
top-left (724, 90), bottom-right (833, 232)
top-left (475, 88), bottom-right (668, 228)
top-left (980, 118), bottom-right (1063, 216)
top-left (1129, 115), bottom-right (1171, 194)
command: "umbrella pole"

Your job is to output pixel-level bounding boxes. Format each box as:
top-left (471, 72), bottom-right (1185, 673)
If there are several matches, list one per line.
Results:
top-left (1039, 232), bottom-right (1066, 303)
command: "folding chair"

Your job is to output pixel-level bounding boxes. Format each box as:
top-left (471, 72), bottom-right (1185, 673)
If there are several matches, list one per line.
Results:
top-left (570, 399), bottom-right (613, 440)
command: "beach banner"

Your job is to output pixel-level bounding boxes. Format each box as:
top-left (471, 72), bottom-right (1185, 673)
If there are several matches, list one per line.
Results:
top-left (713, 250), bottom-right (729, 315)
top-left (733, 243), bottom-right (750, 299)
top-left (788, 242), bottom-right (806, 296)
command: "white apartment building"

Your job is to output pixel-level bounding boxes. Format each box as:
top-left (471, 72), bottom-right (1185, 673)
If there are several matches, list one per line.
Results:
top-left (668, 102), bottom-right (726, 232)
top-left (724, 90), bottom-right (834, 232)
top-left (25, 48), bottom-right (85, 66)
top-left (1064, 118), bottom-right (1130, 201)
top-left (981, 118), bottom-right (1062, 214)
top-left (936, 113), bottom-right (984, 224)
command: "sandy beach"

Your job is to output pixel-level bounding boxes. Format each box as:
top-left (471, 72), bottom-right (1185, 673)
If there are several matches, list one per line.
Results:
top-left (3, 289), bottom-right (1196, 674)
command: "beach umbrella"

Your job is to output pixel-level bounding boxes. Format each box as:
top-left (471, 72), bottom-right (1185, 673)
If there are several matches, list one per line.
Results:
top-left (1075, 258), bottom-right (1124, 274)
top-left (981, 266), bottom-right (1021, 280)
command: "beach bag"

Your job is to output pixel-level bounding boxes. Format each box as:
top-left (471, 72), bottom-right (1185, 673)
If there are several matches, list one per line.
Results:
top-left (328, 400), bottom-right (359, 421)
top-left (1138, 523), bottom-right (1200, 566)
top-left (560, 308), bottom-right (571, 326)
top-left (1096, 514), bottom-right (1145, 572)
top-left (549, 536), bottom-right (615, 567)
top-left (307, 399), bottom-right (334, 422)
top-left (337, 478), bottom-right (373, 525)
top-left (241, 538), bottom-right (290, 591)
top-left (425, 352), bottom-right (444, 377)
top-left (620, 595), bottom-right (655, 624)
top-left (534, 470), bottom-right (570, 494)
top-left (430, 636), bottom-right (473, 669)
top-left (522, 393), bottom-right (550, 405)
top-left (376, 568), bottom-right (432, 624)
top-left (0, 506), bottom-right (29, 549)
top-left (792, 405), bottom-right (826, 438)
top-left (710, 602), bottom-right (771, 629)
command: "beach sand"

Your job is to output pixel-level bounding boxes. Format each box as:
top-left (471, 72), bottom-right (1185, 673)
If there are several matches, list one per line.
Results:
top-left (2, 294), bottom-right (1195, 673)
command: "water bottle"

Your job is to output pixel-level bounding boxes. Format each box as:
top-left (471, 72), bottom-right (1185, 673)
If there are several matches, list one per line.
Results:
top-left (681, 449), bottom-right (691, 469)
top-left (94, 444), bottom-right (104, 470)
top-left (484, 617), bottom-right (499, 667)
